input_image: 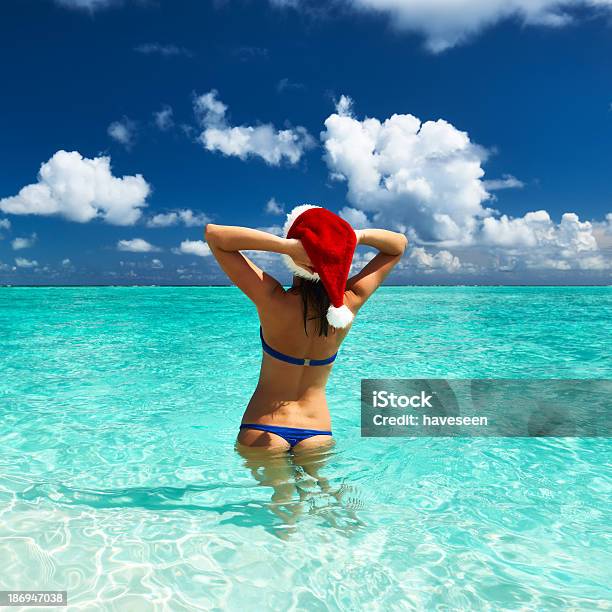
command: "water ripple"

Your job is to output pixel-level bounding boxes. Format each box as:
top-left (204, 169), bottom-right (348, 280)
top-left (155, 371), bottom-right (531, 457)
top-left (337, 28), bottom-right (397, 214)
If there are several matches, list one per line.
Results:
top-left (0, 287), bottom-right (611, 609)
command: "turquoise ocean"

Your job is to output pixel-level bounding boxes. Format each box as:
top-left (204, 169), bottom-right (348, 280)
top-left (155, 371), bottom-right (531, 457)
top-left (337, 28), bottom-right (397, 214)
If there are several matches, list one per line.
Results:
top-left (0, 286), bottom-right (610, 610)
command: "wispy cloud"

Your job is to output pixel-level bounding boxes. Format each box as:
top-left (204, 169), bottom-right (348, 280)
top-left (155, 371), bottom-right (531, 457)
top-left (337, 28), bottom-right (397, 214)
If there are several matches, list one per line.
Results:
top-left (134, 43), bottom-right (193, 58)
top-left (232, 46), bottom-right (268, 61)
top-left (277, 77), bottom-right (305, 93)
top-left (15, 257), bottom-right (38, 268)
top-left (483, 175), bottom-right (525, 191)
top-left (54, 0), bottom-right (118, 11)
top-left (268, 0), bottom-right (612, 52)
top-left (11, 233), bottom-right (37, 251)
top-left (153, 106), bottom-right (174, 131)
top-left (107, 117), bottom-right (137, 149)
top-left (265, 197), bottom-right (285, 215)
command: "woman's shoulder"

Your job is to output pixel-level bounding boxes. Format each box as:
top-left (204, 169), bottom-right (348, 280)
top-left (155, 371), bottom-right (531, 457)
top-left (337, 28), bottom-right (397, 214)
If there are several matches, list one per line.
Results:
top-left (258, 286), bottom-right (302, 319)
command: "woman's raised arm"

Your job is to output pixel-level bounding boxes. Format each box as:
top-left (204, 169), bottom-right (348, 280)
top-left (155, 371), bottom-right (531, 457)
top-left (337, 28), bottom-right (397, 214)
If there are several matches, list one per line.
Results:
top-left (206, 224), bottom-right (290, 255)
top-left (205, 224), bottom-right (312, 306)
top-left (346, 228), bottom-right (408, 312)
top-left (355, 228), bottom-right (407, 256)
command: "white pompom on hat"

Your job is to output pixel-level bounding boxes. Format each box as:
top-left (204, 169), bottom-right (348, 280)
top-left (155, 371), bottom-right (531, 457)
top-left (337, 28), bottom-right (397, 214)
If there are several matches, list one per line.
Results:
top-left (282, 204), bottom-right (357, 328)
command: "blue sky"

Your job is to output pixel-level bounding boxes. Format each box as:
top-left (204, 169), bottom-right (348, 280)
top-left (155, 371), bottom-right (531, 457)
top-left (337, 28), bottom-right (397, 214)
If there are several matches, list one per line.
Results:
top-left (0, 0), bottom-right (611, 284)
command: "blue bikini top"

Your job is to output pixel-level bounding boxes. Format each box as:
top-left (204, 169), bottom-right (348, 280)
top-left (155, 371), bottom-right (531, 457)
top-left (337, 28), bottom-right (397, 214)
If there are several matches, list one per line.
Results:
top-left (259, 327), bottom-right (337, 367)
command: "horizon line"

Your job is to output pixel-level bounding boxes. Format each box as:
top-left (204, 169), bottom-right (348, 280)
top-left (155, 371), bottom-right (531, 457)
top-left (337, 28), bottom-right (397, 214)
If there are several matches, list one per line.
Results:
top-left (1, 284), bottom-right (611, 288)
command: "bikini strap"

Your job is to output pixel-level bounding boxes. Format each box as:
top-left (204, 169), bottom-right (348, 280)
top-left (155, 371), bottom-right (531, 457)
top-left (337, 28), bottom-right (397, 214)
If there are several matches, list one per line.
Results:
top-left (259, 327), bottom-right (337, 366)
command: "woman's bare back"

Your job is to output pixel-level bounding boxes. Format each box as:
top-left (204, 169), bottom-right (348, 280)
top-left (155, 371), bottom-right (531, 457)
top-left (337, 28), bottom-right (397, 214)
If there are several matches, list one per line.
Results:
top-left (242, 286), bottom-right (353, 431)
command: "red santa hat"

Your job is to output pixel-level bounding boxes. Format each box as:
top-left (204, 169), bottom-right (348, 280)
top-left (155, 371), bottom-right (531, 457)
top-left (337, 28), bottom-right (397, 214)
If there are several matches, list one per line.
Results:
top-left (281, 204), bottom-right (357, 328)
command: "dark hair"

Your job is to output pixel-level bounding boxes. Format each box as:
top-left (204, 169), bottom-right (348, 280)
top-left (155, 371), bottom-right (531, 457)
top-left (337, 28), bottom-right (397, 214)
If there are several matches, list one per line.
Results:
top-left (298, 279), bottom-right (330, 336)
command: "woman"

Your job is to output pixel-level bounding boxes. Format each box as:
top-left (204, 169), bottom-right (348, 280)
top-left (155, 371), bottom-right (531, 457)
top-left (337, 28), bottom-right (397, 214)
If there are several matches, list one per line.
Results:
top-left (205, 205), bottom-right (407, 453)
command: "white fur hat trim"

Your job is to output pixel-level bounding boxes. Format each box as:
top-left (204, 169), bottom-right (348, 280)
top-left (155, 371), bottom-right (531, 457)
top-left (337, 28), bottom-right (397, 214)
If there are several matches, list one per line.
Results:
top-left (326, 304), bottom-right (354, 328)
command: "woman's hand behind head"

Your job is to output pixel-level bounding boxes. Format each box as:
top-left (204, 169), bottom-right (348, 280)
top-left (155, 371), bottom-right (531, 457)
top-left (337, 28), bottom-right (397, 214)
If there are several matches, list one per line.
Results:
top-left (286, 238), bottom-right (315, 275)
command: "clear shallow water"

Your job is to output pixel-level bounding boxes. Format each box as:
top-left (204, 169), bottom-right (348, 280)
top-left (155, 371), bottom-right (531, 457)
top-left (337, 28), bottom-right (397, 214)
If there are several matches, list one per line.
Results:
top-left (0, 286), bottom-right (610, 611)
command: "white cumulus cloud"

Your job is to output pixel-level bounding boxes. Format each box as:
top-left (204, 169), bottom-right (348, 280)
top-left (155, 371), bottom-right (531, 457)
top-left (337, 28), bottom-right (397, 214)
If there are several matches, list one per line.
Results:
top-left (117, 238), bottom-right (160, 253)
top-left (0, 150), bottom-right (150, 225)
top-left (322, 94), bottom-right (492, 244)
top-left (194, 90), bottom-right (315, 165)
top-left (339, 206), bottom-right (372, 228)
top-left (0, 218), bottom-right (11, 230)
top-left (408, 247), bottom-right (462, 273)
top-left (481, 211), bottom-right (610, 270)
top-left (349, 250), bottom-right (377, 274)
top-left (146, 209), bottom-right (210, 228)
top-left (482, 210), bottom-right (554, 248)
top-left (593, 213), bottom-right (612, 250)
top-left (323, 95), bottom-right (611, 275)
top-left (174, 240), bottom-right (211, 257)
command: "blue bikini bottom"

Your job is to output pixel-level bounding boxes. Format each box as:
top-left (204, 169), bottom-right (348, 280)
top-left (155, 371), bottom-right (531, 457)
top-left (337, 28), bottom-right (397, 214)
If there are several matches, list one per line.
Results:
top-left (239, 423), bottom-right (332, 449)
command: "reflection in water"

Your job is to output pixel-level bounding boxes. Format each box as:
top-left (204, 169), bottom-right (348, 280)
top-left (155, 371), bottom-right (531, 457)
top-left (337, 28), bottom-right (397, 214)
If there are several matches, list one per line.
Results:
top-left (235, 443), bottom-right (366, 538)
top-left (16, 445), bottom-right (367, 540)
